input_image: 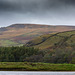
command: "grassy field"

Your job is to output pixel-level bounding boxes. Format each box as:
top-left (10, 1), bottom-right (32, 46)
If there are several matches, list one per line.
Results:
top-left (0, 62), bottom-right (75, 71)
top-left (0, 40), bottom-right (23, 47)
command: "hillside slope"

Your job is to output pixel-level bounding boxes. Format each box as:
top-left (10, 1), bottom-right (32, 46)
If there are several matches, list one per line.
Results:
top-left (0, 24), bottom-right (75, 46)
top-left (26, 30), bottom-right (75, 50)
top-left (25, 30), bottom-right (75, 63)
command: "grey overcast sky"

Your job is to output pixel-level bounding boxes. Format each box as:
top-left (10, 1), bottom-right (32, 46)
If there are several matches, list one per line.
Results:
top-left (0, 0), bottom-right (75, 27)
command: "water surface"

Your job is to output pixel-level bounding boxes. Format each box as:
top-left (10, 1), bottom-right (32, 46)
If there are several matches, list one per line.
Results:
top-left (0, 71), bottom-right (75, 75)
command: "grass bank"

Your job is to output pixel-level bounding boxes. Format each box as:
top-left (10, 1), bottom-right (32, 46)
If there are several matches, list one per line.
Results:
top-left (0, 62), bottom-right (75, 71)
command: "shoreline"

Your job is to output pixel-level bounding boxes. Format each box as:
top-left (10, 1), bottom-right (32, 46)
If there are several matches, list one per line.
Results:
top-left (0, 71), bottom-right (75, 72)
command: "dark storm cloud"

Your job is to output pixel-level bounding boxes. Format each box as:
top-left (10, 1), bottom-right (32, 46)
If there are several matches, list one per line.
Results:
top-left (62, 0), bottom-right (75, 4)
top-left (0, 0), bottom-right (75, 12)
top-left (0, 1), bottom-right (19, 11)
top-left (0, 0), bottom-right (46, 13)
top-left (0, 0), bottom-right (75, 27)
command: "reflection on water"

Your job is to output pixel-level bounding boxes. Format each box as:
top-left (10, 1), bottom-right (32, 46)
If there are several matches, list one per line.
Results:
top-left (0, 71), bottom-right (75, 75)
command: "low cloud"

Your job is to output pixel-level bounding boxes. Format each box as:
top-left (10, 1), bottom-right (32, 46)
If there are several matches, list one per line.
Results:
top-left (0, 0), bottom-right (75, 27)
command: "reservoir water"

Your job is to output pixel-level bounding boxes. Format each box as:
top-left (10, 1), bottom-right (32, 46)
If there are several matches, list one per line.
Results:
top-left (0, 71), bottom-right (75, 75)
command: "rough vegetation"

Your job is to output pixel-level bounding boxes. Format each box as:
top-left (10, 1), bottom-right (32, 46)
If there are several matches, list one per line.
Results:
top-left (0, 31), bottom-right (75, 64)
top-left (0, 24), bottom-right (75, 46)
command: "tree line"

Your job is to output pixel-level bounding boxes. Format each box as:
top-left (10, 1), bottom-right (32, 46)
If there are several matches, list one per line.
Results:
top-left (0, 46), bottom-right (75, 64)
